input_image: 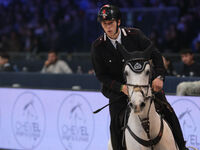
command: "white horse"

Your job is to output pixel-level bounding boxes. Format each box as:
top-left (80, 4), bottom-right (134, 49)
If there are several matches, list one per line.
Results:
top-left (108, 58), bottom-right (178, 150)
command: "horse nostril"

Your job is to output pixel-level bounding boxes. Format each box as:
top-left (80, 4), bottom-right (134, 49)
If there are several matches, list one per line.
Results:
top-left (129, 102), bottom-right (133, 108)
top-left (140, 102), bottom-right (145, 108)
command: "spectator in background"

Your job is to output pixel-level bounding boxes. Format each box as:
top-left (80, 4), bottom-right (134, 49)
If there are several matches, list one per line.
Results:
top-left (7, 31), bottom-right (22, 52)
top-left (179, 49), bottom-right (200, 77)
top-left (0, 0), bottom-right (199, 53)
top-left (192, 33), bottom-right (200, 53)
top-left (195, 40), bottom-right (200, 52)
top-left (41, 50), bottom-right (72, 74)
top-left (76, 65), bottom-right (83, 74)
top-left (0, 53), bottom-right (14, 72)
top-left (149, 30), bottom-right (162, 51)
top-left (162, 56), bottom-right (177, 76)
top-left (88, 69), bottom-right (95, 75)
top-left (0, 34), bottom-right (10, 52)
top-left (162, 24), bottom-right (180, 53)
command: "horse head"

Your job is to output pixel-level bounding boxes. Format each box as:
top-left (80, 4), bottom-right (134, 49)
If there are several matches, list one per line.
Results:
top-left (117, 43), bottom-right (153, 114)
top-left (124, 59), bottom-right (152, 114)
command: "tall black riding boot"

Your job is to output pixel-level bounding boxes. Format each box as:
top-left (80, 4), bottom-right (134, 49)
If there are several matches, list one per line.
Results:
top-left (155, 92), bottom-right (187, 150)
top-left (109, 96), bottom-right (127, 150)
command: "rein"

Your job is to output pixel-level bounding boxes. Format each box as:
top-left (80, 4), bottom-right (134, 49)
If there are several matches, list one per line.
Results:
top-left (124, 83), bottom-right (164, 149)
top-left (93, 95), bottom-right (125, 114)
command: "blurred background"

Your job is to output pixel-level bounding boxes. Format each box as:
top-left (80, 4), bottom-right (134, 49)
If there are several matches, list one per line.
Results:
top-left (0, 0), bottom-right (200, 94)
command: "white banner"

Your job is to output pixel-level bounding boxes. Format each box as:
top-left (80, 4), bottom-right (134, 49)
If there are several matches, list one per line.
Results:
top-left (168, 95), bottom-right (200, 149)
top-left (0, 88), bottom-right (199, 150)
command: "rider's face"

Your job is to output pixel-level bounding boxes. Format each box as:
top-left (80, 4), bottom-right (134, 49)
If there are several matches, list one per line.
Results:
top-left (101, 20), bottom-right (121, 39)
top-left (47, 52), bottom-right (58, 64)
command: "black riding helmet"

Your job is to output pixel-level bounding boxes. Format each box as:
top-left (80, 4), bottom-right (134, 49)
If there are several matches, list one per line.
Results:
top-left (97, 4), bottom-right (121, 34)
top-left (97, 4), bottom-right (121, 22)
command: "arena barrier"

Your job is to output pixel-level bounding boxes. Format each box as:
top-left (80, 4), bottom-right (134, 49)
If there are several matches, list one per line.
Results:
top-left (0, 87), bottom-right (199, 150)
top-left (0, 72), bottom-right (200, 94)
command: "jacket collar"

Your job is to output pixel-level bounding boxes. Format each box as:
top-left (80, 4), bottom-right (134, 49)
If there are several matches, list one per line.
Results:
top-left (104, 28), bottom-right (128, 52)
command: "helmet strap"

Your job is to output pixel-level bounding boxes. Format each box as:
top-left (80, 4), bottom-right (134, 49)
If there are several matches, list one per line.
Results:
top-left (116, 20), bottom-right (119, 34)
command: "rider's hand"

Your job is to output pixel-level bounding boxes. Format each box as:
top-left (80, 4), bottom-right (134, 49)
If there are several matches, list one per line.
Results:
top-left (121, 85), bottom-right (128, 95)
top-left (152, 78), bottom-right (163, 92)
top-left (44, 60), bottom-right (51, 67)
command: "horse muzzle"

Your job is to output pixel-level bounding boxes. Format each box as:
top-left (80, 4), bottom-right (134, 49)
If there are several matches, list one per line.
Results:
top-left (130, 102), bottom-right (146, 113)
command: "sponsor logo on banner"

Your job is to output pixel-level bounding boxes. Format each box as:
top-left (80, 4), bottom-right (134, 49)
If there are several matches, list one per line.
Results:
top-left (58, 94), bottom-right (94, 150)
top-left (172, 99), bottom-right (200, 149)
top-left (12, 92), bottom-right (46, 149)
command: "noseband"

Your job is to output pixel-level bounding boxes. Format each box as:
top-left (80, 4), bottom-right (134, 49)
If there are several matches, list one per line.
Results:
top-left (126, 84), bottom-right (152, 102)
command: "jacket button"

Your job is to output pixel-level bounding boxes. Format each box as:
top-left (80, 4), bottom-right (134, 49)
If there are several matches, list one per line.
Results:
top-left (122, 59), bottom-right (125, 62)
top-left (109, 60), bottom-right (112, 63)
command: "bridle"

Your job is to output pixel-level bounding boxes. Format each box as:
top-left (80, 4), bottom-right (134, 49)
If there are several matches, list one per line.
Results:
top-left (123, 60), bottom-right (164, 150)
top-left (124, 59), bottom-right (153, 115)
top-left (126, 84), bottom-right (152, 103)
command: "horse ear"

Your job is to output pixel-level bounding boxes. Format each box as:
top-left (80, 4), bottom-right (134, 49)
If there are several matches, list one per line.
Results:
top-left (117, 42), bottom-right (130, 60)
top-left (118, 42), bottom-right (154, 61)
top-left (117, 42), bottom-right (143, 60)
top-left (143, 43), bottom-right (154, 60)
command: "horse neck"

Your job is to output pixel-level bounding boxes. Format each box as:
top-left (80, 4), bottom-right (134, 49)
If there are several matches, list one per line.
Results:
top-left (148, 101), bottom-right (161, 127)
top-left (128, 100), bottom-right (161, 135)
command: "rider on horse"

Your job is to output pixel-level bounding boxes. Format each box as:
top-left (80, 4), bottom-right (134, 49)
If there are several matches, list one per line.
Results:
top-left (91, 4), bottom-right (188, 150)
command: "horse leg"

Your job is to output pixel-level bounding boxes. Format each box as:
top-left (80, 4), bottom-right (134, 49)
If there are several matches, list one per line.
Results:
top-left (108, 139), bottom-right (113, 150)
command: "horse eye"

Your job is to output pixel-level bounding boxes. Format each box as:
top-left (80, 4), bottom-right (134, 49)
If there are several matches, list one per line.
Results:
top-left (124, 71), bottom-right (128, 76)
top-left (146, 70), bottom-right (150, 75)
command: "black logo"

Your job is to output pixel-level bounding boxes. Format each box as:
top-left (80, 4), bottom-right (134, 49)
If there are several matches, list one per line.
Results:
top-left (58, 94), bottom-right (95, 150)
top-left (134, 62), bottom-right (142, 70)
top-left (12, 92), bottom-right (46, 149)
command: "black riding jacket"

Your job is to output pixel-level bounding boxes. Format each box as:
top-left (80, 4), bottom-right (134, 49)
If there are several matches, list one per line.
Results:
top-left (91, 27), bottom-right (165, 99)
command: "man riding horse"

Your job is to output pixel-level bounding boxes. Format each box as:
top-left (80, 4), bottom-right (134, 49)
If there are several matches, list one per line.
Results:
top-left (91, 4), bottom-right (188, 150)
